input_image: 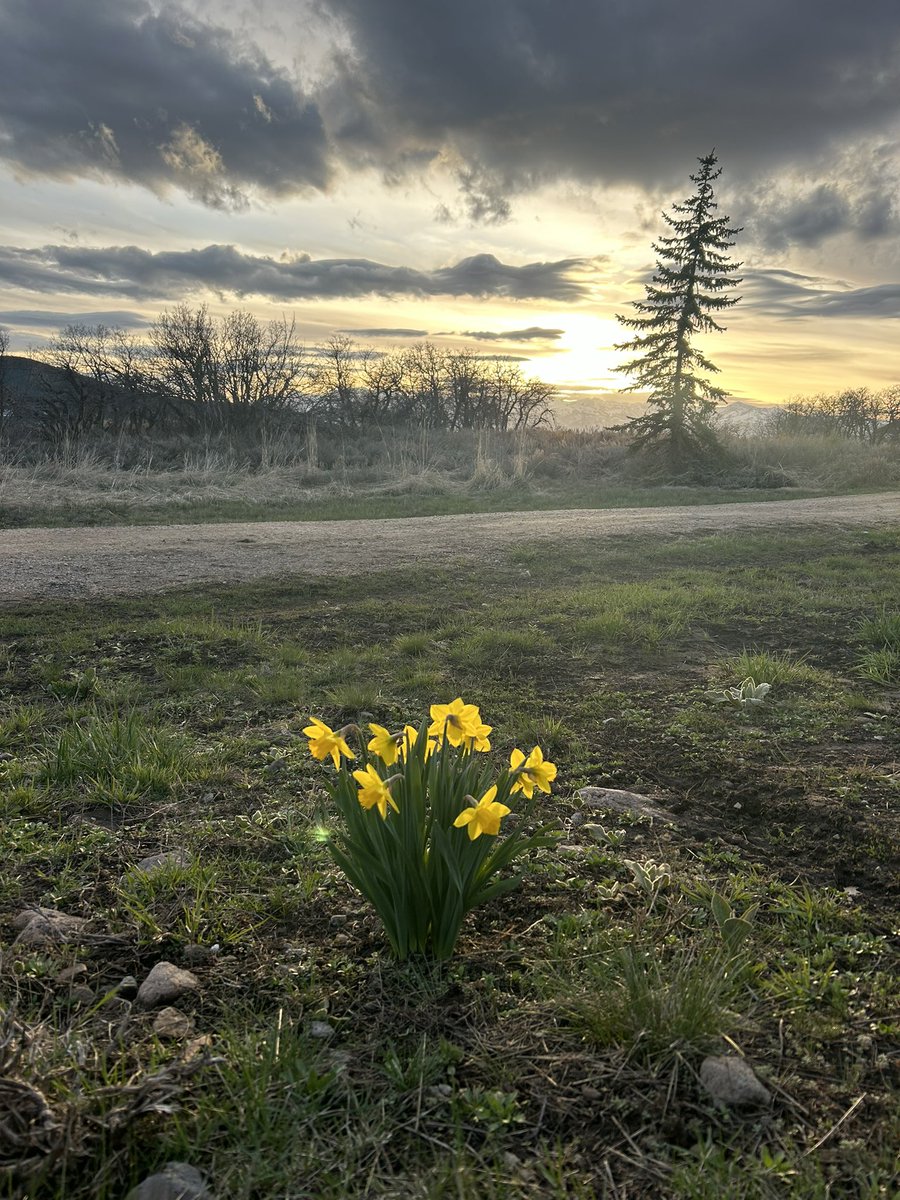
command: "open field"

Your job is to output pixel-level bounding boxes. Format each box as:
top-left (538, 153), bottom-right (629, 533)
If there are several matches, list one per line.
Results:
top-left (1, 523), bottom-right (898, 1197)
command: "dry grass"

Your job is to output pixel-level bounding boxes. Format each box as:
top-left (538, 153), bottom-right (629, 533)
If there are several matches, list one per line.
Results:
top-left (728, 431), bottom-right (900, 490)
top-left (0, 426), bottom-right (896, 528)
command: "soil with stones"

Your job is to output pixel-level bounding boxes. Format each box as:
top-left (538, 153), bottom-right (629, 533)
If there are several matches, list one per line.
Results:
top-left (2, 492), bottom-right (898, 602)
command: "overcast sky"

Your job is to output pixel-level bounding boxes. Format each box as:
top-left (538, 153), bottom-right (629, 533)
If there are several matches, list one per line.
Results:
top-left (1, 0), bottom-right (899, 404)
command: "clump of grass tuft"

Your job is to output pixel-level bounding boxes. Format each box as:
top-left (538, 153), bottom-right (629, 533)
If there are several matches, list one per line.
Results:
top-left (452, 627), bottom-right (546, 671)
top-left (0, 702), bottom-right (46, 745)
top-left (514, 713), bottom-right (577, 757)
top-left (164, 1020), bottom-right (346, 1195)
top-left (394, 631), bottom-right (432, 656)
top-left (724, 648), bottom-right (821, 686)
top-left (856, 609), bottom-right (900, 683)
top-left (568, 943), bottom-right (742, 1061)
top-left (858, 609), bottom-right (900, 650)
top-left (41, 708), bottom-right (199, 804)
top-left (117, 858), bottom-right (265, 945)
top-left (324, 681), bottom-right (385, 716)
top-left (858, 647), bottom-right (900, 683)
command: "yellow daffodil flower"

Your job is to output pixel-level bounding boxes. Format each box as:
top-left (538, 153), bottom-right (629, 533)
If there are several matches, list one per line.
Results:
top-left (367, 723), bottom-right (400, 766)
top-left (398, 724), bottom-right (436, 760)
top-left (453, 785), bottom-right (511, 841)
top-left (303, 717), bottom-right (355, 769)
top-left (509, 746), bottom-right (557, 798)
top-left (463, 721), bottom-right (493, 753)
top-left (352, 763), bottom-right (399, 820)
top-left (428, 698), bottom-right (484, 747)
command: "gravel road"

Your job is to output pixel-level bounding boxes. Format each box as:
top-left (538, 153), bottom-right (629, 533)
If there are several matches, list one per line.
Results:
top-left (2, 493), bottom-right (898, 603)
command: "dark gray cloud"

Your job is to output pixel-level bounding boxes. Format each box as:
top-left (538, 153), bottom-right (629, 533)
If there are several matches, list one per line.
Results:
top-left (745, 149), bottom-right (900, 249)
top-left (0, 309), bottom-right (149, 329)
top-left (0, 0), bottom-right (329, 207)
top-left (336, 327), bottom-right (428, 337)
top-left (458, 326), bottom-right (564, 342)
top-left (744, 268), bottom-right (900, 318)
top-left (0, 243), bottom-right (587, 302)
top-left (322, 0), bottom-right (900, 222)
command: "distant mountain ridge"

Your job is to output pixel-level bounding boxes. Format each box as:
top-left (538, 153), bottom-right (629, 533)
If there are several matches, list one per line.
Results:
top-left (551, 393), bottom-right (779, 432)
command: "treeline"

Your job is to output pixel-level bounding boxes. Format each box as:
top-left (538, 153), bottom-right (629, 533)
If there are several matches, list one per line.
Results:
top-left (768, 387), bottom-right (900, 443)
top-left (0, 304), bottom-right (555, 443)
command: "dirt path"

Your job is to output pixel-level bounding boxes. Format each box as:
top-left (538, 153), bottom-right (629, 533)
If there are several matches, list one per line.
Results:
top-left (1, 493), bottom-right (898, 602)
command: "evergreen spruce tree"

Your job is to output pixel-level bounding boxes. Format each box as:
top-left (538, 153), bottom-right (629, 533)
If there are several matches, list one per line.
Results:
top-left (614, 151), bottom-right (742, 466)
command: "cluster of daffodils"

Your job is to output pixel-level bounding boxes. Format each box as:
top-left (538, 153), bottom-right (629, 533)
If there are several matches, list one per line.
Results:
top-left (301, 699), bottom-right (557, 960)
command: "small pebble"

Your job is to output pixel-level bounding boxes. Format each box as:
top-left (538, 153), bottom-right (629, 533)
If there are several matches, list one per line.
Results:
top-left (153, 1007), bottom-right (195, 1040)
top-left (118, 975), bottom-right (139, 998)
top-left (55, 963), bottom-right (88, 985)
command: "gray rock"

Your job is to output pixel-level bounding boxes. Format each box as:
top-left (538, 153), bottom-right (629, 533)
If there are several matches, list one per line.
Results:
top-left (124, 1161), bottom-right (212, 1200)
top-left (131, 850), bottom-right (190, 876)
top-left (100, 995), bottom-right (130, 1018)
top-left (55, 963), bottom-right (88, 984)
top-left (118, 975), bottom-right (139, 999)
top-left (557, 844), bottom-right (590, 858)
top-left (329, 914), bottom-right (348, 928)
top-left (577, 787), bottom-right (679, 824)
top-left (12, 907), bottom-right (89, 947)
top-left (700, 1056), bottom-right (771, 1107)
top-left (67, 984), bottom-right (96, 1006)
top-left (309, 1020), bottom-right (334, 1040)
top-left (152, 1007), bottom-right (195, 1040)
top-left (136, 962), bottom-right (200, 1009)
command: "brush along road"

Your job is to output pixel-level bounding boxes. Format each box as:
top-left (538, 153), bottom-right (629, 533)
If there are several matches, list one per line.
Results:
top-left (1, 493), bottom-right (898, 602)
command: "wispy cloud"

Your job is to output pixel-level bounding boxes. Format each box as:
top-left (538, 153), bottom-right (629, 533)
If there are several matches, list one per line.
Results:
top-left (0, 308), bottom-right (149, 329)
top-left (457, 326), bottom-right (565, 342)
top-left (743, 268), bottom-right (900, 319)
top-left (336, 327), bottom-right (428, 337)
top-left (0, 243), bottom-right (588, 303)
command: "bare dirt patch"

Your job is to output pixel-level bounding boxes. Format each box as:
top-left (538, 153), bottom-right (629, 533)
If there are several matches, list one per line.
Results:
top-left (2, 492), bottom-right (899, 601)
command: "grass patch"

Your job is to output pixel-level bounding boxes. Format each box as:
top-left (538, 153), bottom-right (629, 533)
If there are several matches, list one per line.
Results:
top-left (40, 708), bottom-right (201, 806)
